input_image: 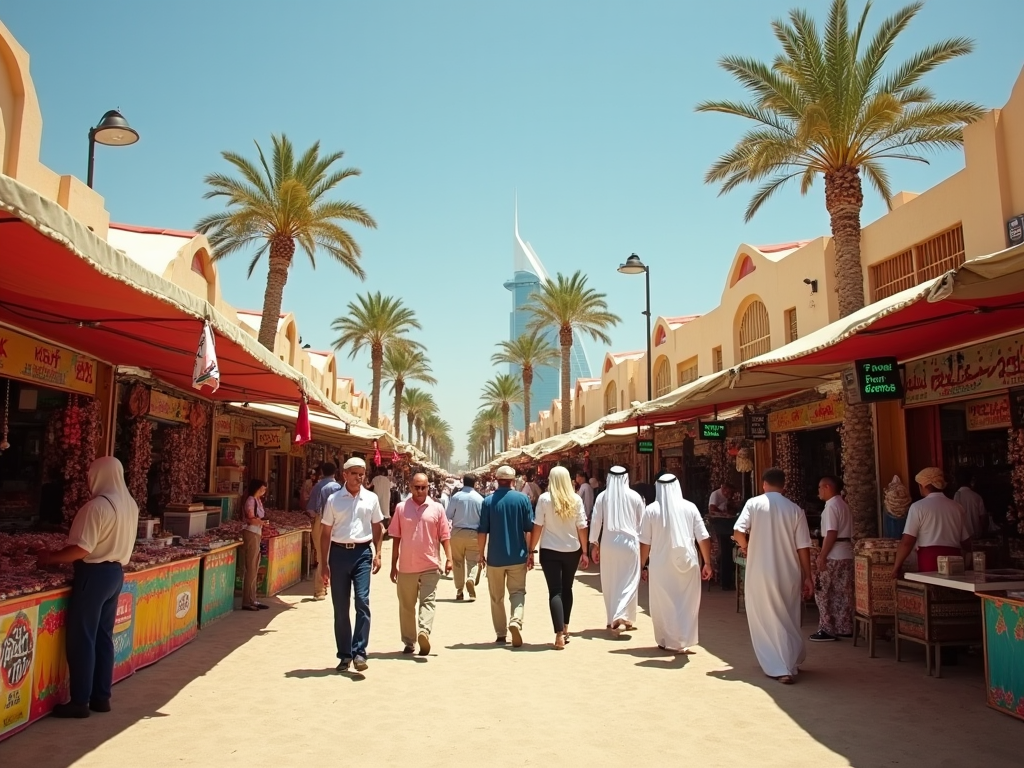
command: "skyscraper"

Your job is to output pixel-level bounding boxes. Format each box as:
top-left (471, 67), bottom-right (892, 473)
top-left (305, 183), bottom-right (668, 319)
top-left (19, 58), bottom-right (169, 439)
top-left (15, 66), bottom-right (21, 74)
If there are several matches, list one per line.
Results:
top-left (504, 202), bottom-right (591, 432)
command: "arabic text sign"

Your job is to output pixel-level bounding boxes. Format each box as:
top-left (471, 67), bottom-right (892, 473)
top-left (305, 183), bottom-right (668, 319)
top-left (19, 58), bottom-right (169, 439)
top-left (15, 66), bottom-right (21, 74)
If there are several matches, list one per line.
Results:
top-left (768, 399), bottom-right (846, 433)
top-left (0, 328), bottom-right (97, 396)
top-left (904, 335), bottom-right (1024, 405)
top-left (966, 395), bottom-right (1012, 431)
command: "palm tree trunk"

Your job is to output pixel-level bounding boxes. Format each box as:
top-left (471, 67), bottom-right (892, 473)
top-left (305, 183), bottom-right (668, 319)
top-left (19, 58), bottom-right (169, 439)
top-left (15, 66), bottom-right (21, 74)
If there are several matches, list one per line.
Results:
top-left (407, 413), bottom-right (414, 444)
top-left (522, 367), bottom-right (533, 445)
top-left (501, 404), bottom-right (510, 452)
top-left (369, 344), bottom-right (383, 428)
top-left (826, 166), bottom-right (877, 538)
top-left (489, 427), bottom-right (495, 460)
top-left (257, 239), bottom-right (295, 350)
top-left (393, 380), bottom-right (404, 438)
top-left (559, 326), bottom-right (573, 434)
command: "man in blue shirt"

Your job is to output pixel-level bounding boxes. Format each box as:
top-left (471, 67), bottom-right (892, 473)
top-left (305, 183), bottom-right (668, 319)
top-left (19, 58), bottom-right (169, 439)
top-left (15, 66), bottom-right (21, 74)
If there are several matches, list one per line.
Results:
top-left (306, 462), bottom-right (341, 600)
top-left (478, 465), bottom-right (534, 646)
top-left (446, 474), bottom-right (485, 601)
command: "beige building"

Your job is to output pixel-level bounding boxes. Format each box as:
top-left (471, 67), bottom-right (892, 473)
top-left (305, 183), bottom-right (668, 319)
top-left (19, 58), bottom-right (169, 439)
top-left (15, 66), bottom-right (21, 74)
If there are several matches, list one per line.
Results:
top-left (0, 20), bottom-right (388, 435)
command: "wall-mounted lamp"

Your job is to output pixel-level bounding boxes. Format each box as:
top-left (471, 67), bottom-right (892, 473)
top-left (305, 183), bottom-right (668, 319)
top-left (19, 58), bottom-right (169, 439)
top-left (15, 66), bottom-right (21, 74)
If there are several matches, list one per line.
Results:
top-left (803, 278), bottom-right (819, 294)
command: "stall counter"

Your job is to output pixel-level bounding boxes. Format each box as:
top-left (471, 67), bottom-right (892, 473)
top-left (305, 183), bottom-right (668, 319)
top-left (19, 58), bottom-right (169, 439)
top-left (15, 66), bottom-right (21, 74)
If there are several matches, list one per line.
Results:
top-left (235, 529), bottom-right (304, 598)
top-left (980, 593), bottom-right (1024, 721)
top-left (199, 543), bottom-right (241, 627)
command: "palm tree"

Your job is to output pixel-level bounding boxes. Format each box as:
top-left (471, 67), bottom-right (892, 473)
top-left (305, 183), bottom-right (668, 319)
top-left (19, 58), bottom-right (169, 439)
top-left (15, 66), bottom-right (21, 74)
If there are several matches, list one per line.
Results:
top-left (478, 406), bottom-right (504, 461)
top-left (696, 0), bottom-right (983, 537)
top-left (197, 134), bottom-right (376, 350)
top-left (421, 413), bottom-right (451, 464)
top-left (480, 374), bottom-right (524, 453)
top-left (467, 417), bottom-right (492, 467)
top-left (332, 293), bottom-right (422, 428)
top-left (382, 345), bottom-right (437, 437)
top-left (402, 387), bottom-right (436, 447)
top-left (492, 331), bottom-right (559, 446)
top-left (527, 271), bottom-right (621, 433)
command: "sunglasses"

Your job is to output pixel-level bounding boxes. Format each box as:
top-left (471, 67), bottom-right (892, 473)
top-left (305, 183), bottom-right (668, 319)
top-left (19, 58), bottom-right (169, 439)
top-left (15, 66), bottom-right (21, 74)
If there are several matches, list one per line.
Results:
top-left (412, 485), bottom-right (429, 490)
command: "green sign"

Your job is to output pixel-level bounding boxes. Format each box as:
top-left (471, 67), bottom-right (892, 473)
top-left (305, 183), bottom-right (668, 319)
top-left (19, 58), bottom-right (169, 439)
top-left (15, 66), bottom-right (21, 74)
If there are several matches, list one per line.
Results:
top-left (699, 421), bottom-right (727, 440)
top-left (853, 357), bottom-right (904, 402)
top-left (637, 439), bottom-right (654, 454)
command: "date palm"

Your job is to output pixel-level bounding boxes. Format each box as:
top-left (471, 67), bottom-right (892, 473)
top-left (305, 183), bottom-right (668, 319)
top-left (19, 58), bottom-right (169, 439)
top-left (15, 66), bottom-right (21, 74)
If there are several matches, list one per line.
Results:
top-left (480, 374), bottom-right (524, 453)
top-left (332, 293), bottom-right (422, 428)
top-left (697, 0), bottom-right (983, 538)
top-left (477, 406), bottom-right (504, 461)
top-left (492, 331), bottom-right (559, 446)
top-left (382, 345), bottom-right (437, 438)
top-left (527, 271), bottom-right (620, 434)
top-left (402, 387), bottom-right (436, 448)
top-left (197, 134), bottom-right (375, 350)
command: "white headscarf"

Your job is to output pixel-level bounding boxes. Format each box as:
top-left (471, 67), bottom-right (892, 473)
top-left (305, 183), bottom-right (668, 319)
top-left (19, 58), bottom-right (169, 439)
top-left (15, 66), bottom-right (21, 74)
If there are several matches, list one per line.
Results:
top-left (87, 456), bottom-right (140, 518)
top-left (602, 466), bottom-right (637, 535)
top-left (655, 474), bottom-right (698, 573)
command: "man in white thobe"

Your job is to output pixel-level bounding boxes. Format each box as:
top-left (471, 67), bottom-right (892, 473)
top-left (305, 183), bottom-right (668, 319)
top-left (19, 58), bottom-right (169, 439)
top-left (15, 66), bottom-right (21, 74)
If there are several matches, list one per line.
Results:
top-left (733, 467), bottom-right (813, 684)
top-left (639, 474), bottom-right (713, 653)
top-left (590, 466), bottom-right (645, 634)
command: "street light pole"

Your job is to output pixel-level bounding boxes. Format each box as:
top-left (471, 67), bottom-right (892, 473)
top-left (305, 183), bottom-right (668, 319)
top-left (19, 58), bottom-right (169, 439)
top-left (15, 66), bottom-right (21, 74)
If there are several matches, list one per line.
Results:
top-left (85, 110), bottom-right (140, 189)
top-left (618, 253), bottom-right (654, 483)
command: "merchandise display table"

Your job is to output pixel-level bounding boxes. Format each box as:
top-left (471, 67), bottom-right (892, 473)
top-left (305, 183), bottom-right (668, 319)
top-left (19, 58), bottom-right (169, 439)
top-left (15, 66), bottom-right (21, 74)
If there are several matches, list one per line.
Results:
top-left (979, 593), bottom-right (1024, 721)
top-left (0, 556), bottom-right (201, 742)
top-left (235, 529), bottom-right (304, 597)
top-left (199, 543), bottom-right (241, 627)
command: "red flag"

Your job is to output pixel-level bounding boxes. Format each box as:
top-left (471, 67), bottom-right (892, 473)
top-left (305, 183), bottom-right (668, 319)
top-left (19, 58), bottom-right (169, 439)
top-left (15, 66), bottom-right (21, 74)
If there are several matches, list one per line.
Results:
top-left (373, 439), bottom-right (382, 466)
top-left (294, 398), bottom-right (311, 446)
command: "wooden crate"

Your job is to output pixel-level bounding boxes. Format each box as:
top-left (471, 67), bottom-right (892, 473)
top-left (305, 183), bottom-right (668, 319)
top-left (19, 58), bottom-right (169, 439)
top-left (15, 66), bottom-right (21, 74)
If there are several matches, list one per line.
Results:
top-left (895, 579), bottom-right (982, 677)
top-left (855, 555), bottom-right (895, 617)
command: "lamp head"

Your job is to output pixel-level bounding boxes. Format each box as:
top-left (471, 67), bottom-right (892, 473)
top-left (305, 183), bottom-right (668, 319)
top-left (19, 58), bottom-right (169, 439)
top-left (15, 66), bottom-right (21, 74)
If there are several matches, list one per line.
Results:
top-left (618, 254), bottom-right (647, 275)
top-left (91, 110), bottom-right (139, 146)
top-left (802, 278), bottom-right (819, 293)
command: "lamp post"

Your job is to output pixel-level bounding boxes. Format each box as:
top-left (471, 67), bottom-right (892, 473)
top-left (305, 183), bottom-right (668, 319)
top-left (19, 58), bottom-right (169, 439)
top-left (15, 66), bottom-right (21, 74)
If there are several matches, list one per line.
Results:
top-left (86, 110), bottom-right (139, 188)
top-left (618, 253), bottom-right (653, 482)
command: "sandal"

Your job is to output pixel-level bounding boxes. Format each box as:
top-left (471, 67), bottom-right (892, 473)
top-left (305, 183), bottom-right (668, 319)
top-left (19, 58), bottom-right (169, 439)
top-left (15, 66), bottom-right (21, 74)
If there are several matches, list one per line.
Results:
top-left (242, 605), bottom-right (259, 612)
top-left (777, 675), bottom-right (794, 685)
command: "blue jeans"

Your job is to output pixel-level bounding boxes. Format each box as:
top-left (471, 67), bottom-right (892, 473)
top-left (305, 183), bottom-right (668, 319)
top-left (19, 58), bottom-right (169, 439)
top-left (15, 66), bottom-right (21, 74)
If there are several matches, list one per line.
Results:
top-left (329, 543), bottom-right (372, 660)
top-left (66, 561), bottom-right (124, 704)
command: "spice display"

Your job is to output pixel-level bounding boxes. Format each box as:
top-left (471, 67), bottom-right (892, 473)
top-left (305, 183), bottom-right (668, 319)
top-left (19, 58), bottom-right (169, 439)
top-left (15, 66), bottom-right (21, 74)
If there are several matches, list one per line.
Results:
top-left (61, 396), bottom-right (102, 525)
top-left (773, 431), bottom-right (802, 505)
top-left (709, 441), bottom-right (729, 490)
top-left (264, 508), bottom-right (313, 529)
top-left (161, 404), bottom-right (211, 505)
top-left (126, 418), bottom-right (154, 512)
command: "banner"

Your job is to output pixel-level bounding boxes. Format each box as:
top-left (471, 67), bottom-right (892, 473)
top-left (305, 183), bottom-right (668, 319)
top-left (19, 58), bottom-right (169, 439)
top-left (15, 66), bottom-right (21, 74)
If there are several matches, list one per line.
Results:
top-left (147, 390), bottom-right (192, 423)
top-left (966, 395), bottom-right (1012, 431)
top-left (768, 398), bottom-right (845, 433)
top-left (0, 327), bottom-right (97, 396)
top-left (905, 334), bottom-right (1024, 405)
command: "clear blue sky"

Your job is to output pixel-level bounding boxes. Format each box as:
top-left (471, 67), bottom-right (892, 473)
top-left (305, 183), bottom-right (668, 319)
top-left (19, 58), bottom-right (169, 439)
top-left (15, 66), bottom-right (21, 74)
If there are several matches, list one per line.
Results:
top-left (4, 1), bottom-right (1022, 462)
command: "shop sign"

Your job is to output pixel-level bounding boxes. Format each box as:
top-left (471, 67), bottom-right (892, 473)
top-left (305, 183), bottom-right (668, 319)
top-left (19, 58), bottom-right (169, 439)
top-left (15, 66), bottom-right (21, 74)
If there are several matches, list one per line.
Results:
top-left (966, 395), bottom-right (1012, 431)
top-left (745, 412), bottom-right (769, 440)
top-left (845, 357), bottom-right (904, 403)
top-left (231, 416), bottom-right (254, 441)
top-left (213, 414), bottom-right (232, 435)
top-left (904, 335), bottom-right (1024, 405)
top-left (0, 607), bottom-right (36, 736)
top-left (636, 439), bottom-right (654, 454)
top-left (147, 390), bottom-right (191, 423)
top-left (0, 327), bottom-right (97, 396)
top-left (254, 426), bottom-right (284, 450)
top-left (768, 398), bottom-right (845, 433)
top-left (699, 421), bottom-right (727, 441)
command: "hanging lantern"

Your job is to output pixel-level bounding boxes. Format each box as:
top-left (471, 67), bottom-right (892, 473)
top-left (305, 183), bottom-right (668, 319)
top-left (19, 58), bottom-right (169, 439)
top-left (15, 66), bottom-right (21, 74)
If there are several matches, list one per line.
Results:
top-left (294, 396), bottom-right (312, 446)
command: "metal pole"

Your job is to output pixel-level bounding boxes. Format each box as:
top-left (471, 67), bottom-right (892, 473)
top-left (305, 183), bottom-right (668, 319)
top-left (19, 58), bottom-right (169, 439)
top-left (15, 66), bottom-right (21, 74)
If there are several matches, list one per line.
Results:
top-left (644, 266), bottom-right (653, 482)
top-left (86, 130), bottom-right (97, 189)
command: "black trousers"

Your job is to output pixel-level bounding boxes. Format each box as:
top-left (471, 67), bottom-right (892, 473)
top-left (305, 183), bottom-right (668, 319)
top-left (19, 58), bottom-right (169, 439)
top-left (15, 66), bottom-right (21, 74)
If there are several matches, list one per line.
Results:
top-left (67, 560), bottom-right (124, 705)
top-left (539, 548), bottom-right (582, 633)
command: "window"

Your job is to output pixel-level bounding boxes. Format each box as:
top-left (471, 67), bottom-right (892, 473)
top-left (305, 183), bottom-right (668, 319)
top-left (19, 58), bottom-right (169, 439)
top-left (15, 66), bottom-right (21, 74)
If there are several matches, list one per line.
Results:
top-left (870, 224), bottom-right (965, 302)
top-left (604, 382), bottom-right (617, 415)
top-left (738, 300), bottom-right (771, 362)
top-left (712, 347), bottom-right (723, 373)
top-left (654, 357), bottom-right (673, 398)
top-left (677, 357), bottom-right (698, 387)
top-left (785, 307), bottom-right (798, 343)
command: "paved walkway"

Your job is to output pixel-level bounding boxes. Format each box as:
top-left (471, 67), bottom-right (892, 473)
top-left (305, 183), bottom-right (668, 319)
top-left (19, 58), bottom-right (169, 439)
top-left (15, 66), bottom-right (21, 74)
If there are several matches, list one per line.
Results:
top-left (3, 542), bottom-right (1020, 767)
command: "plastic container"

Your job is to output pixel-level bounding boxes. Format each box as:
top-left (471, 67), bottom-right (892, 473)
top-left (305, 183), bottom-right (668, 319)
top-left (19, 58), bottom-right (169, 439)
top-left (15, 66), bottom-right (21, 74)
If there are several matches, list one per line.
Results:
top-left (163, 510), bottom-right (210, 538)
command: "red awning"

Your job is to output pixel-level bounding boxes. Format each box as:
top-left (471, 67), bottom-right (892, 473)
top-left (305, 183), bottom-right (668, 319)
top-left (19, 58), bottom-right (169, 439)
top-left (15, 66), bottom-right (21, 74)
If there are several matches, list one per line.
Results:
top-left (0, 180), bottom-right (341, 414)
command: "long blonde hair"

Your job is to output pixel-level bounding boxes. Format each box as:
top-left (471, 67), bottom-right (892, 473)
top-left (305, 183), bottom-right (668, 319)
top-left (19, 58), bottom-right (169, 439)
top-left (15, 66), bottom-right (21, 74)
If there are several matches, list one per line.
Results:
top-left (547, 466), bottom-right (577, 519)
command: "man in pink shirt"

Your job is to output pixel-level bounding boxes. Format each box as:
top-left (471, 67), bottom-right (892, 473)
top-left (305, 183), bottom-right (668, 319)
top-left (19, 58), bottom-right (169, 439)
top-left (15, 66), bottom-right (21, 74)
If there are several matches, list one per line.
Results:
top-left (389, 472), bottom-right (453, 655)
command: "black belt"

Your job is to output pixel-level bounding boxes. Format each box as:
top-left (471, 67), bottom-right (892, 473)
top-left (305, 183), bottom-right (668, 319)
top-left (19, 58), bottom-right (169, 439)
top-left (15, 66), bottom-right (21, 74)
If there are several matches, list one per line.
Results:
top-left (332, 541), bottom-right (371, 550)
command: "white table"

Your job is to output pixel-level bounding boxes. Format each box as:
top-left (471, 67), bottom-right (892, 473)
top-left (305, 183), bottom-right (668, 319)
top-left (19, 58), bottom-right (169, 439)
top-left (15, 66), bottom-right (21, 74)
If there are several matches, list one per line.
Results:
top-left (904, 569), bottom-right (1024, 593)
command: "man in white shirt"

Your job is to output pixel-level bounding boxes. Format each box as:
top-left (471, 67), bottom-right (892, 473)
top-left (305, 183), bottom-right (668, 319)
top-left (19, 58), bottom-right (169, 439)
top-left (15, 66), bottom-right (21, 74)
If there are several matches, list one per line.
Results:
top-left (575, 470), bottom-right (595, 525)
top-left (446, 474), bottom-right (485, 600)
top-left (590, 466), bottom-right (646, 634)
top-left (368, 468), bottom-right (395, 528)
top-left (810, 476), bottom-right (854, 642)
top-left (320, 457), bottom-right (384, 673)
top-left (639, 474), bottom-right (713, 654)
top-left (892, 467), bottom-right (970, 577)
top-left (733, 467), bottom-right (813, 684)
top-left (953, 468), bottom-right (988, 539)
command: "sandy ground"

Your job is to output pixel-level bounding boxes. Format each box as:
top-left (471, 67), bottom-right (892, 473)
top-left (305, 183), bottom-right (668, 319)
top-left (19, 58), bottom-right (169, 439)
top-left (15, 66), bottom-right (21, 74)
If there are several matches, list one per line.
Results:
top-left (2, 541), bottom-right (1020, 768)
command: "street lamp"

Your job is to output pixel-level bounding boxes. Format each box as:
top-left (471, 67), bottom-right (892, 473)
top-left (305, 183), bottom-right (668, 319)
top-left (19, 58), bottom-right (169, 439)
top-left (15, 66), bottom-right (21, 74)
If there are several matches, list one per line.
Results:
top-left (87, 110), bottom-right (139, 188)
top-left (617, 253), bottom-right (653, 481)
